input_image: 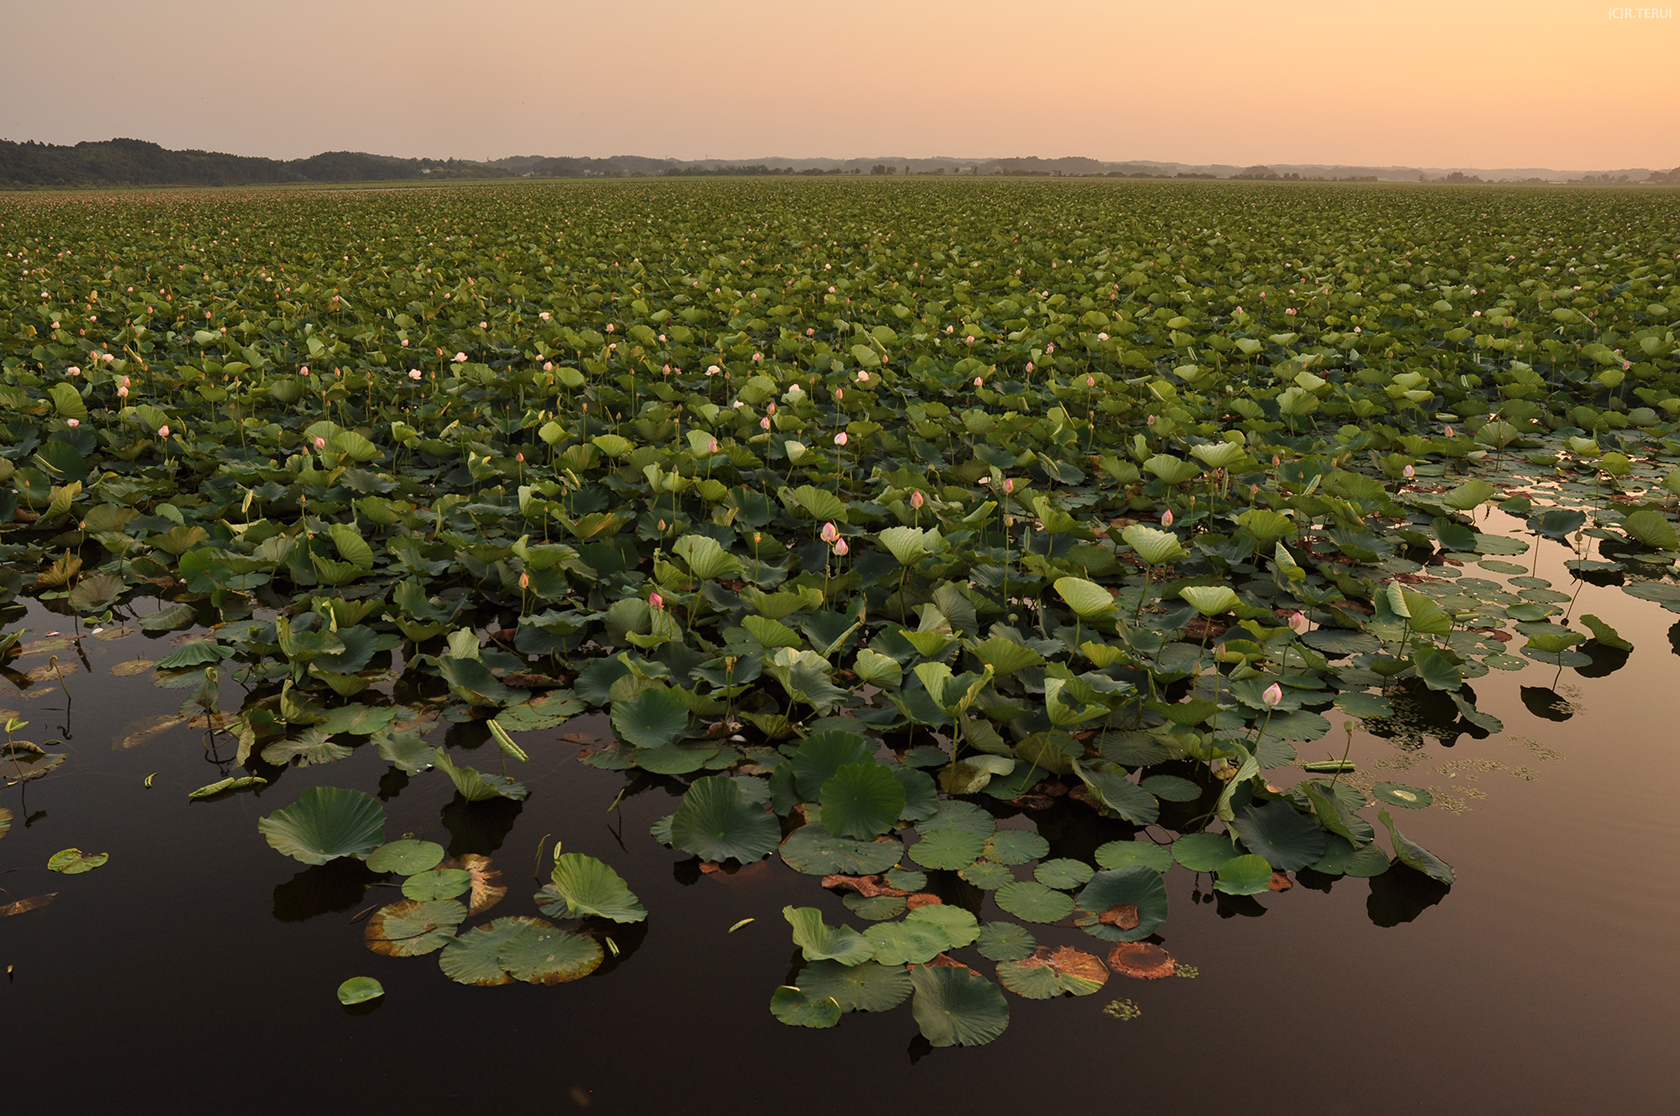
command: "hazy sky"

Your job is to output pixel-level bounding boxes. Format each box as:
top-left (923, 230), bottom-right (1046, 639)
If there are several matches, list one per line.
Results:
top-left (3, 0), bottom-right (1675, 169)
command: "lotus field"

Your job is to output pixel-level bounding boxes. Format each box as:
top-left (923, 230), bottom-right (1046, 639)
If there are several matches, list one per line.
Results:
top-left (2, 179), bottom-right (1678, 1041)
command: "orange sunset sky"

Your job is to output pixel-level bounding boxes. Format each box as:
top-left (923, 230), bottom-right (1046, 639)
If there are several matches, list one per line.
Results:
top-left (2, 0), bottom-right (1675, 170)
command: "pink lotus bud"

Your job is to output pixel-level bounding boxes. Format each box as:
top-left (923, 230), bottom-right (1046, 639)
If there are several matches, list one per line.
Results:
top-left (1004, 478), bottom-right (1015, 494)
top-left (453, 352), bottom-right (467, 362)
top-left (479, 320), bottom-right (487, 329)
top-left (1161, 509), bottom-right (1174, 527)
top-left (66, 418), bottom-right (79, 427)
top-left (158, 425), bottom-right (170, 437)
top-left (1444, 426), bottom-right (1455, 439)
top-left (708, 438), bottom-right (718, 454)
top-left (314, 437), bottom-right (326, 450)
top-left (1147, 415), bottom-right (1156, 425)
top-left (835, 388), bottom-right (844, 401)
top-left (834, 431), bottom-right (848, 446)
top-left (1289, 611), bottom-right (1308, 633)
top-left (648, 592), bottom-right (664, 610)
top-left (517, 452), bottom-right (525, 463)
top-left (1087, 375), bottom-right (1096, 386)
top-left (606, 324), bottom-right (615, 333)
top-left (519, 571), bottom-right (530, 590)
top-left (753, 352), bottom-right (763, 362)
top-left (833, 538), bottom-right (850, 557)
top-left (910, 491), bottom-right (924, 509)
top-left (1403, 464), bottom-right (1415, 480)
top-left (821, 522), bottom-right (840, 544)
top-left (760, 417), bottom-right (771, 430)
top-left (1046, 342), bottom-right (1055, 353)
top-left (706, 364), bottom-right (721, 376)
top-left (1025, 361), bottom-right (1034, 372)
top-left (767, 402), bottom-right (776, 415)
top-left (974, 377), bottom-right (983, 387)
top-left (117, 385), bottom-right (128, 397)
top-left (1263, 682), bottom-right (1283, 707)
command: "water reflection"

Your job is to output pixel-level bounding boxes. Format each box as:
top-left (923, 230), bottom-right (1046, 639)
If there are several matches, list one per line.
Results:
top-left (1574, 641), bottom-right (1630, 679)
top-left (441, 795), bottom-right (523, 857)
top-left (272, 858), bottom-right (379, 921)
top-left (1520, 686), bottom-right (1574, 722)
top-left (1366, 864), bottom-right (1450, 926)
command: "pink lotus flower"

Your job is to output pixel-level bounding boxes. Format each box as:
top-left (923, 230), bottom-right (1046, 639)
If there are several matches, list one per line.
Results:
top-left (67, 365), bottom-right (81, 376)
top-left (1403, 464), bottom-right (1415, 480)
top-left (833, 538), bottom-right (849, 557)
top-left (706, 364), bottom-right (721, 376)
top-left (1161, 509), bottom-right (1174, 527)
top-left (857, 370), bottom-right (870, 383)
top-left (760, 417), bottom-right (771, 430)
top-left (539, 311), bottom-right (551, 321)
top-left (314, 437), bottom-right (326, 449)
top-left (453, 352), bottom-right (467, 363)
top-left (649, 592), bottom-right (664, 610)
top-left (834, 431), bottom-right (848, 446)
top-left (409, 369), bottom-right (422, 380)
top-left (606, 324), bottom-right (615, 333)
top-left (544, 361), bottom-right (553, 371)
top-left (66, 418), bottom-right (79, 427)
top-left (974, 377), bottom-right (983, 387)
top-left (1262, 683), bottom-right (1283, 707)
top-left (117, 385), bottom-right (128, 397)
top-left (821, 522), bottom-right (839, 544)
top-left (479, 321), bottom-right (487, 329)
top-left (158, 425), bottom-right (170, 437)
top-left (1046, 343), bottom-right (1055, 353)
top-left (910, 491), bottom-right (924, 509)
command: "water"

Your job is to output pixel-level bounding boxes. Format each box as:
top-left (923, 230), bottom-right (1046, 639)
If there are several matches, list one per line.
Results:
top-left (3, 521), bottom-right (1677, 1114)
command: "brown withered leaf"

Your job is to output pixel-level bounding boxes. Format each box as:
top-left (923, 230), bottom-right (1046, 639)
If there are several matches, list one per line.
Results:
top-left (1269, 870), bottom-right (1294, 892)
top-left (821, 874), bottom-right (908, 898)
top-left (925, 953), bottom-right (974, 972)
top-left (905, 893), bottom-right (943, 910)
top-left (1036, 945), bottom-right (1109, 987)
top-left (0, 892), bottom-right (58, 917)
top-left (451, 853), bottom-right (507, 915)
top-left (1098, 904), bottom-right (1140, 930)
top-left (500, 673), bottom-right (560, 689)
top-left (1107, 942), bottom-right (1177, 980)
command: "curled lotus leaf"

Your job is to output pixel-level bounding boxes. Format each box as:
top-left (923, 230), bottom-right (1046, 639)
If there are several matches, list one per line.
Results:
top-left (996, 946), bottom-right (1109, 999)
top-left (257, 786), bottom-right (386, 866)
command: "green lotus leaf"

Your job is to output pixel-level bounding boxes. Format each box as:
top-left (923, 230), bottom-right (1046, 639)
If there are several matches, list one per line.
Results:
top-left (402, 868), bottom-right (472, 901)
top-left (670, 775), bottom-right (780, 862)
top-left (1054, 576), bottom-right (1116, 620)
top-left (47, 848), bottom-right (108, 874)
top-left (548, 852), bottom-right (647, 923)
top-left (1441, 479), bottom-right (1496, 510)
top-left (1120, 524), bottom-right (1186, 566)
top-left (917, 799), bottom-right (998, 838)
top-left (796, 959), bottom-right (914, 1012)
top-left (1230, 801), bottom-right (1326, 871)
top-left (770, 985), bottom-right (842, 1028)
top-left (910, 965), bottom-right (1010, 1047)
top-left (1373, 782), bottom-right (1433, 809)
top-left (497, 917), bottom-right (603, 984)
top-left (1379, 809), bottom-right (1455, 885)
top-left (610, 687), bottom-right (690, 749)
top-left (996, 946), bottom-right (1109, 999)
top-left (439, 918), bottom-right (532, 985)
top-left (784, 905), bottom-right (874, 966)
top-left (366, 839), bottom-right (446, 876)
top-left (432, 748), bottom-right (529, 802)
top-left (1213, 854), bottom-right (1275, 895)
top-left (1072, 761), bottom-right (1160, 825)
top-left (909, 827), bottom-right (986, 870)
top-left (906, 903), bottom-right (980, 948)
top-left (258, 786), bottom-right (385, 865)
top-left (336, 977), bottom-right (384, 1006)
top-left (1034, 858), bottom-right (1095, 889)
top-left (1139, 774), bottom-right (1202, 802)
top-left (780, 823), bottom-right (903, 876)
top-left (1179, 585), bottom-right (1240, 616)
top-left (1623, 509), bottom-right (1678, 550)
top-left (633, 741), bottom-right (720, 775)
top-left (364, 898), bottom-right (466, 957)
top-left (672, 533), bottom-right (743, 580)
top-left (995, 880), bottom-right (1076, 923)
top-left (1095, 840), bottom-right (1174, 873)
top-left (863, 919), bottom-right (948, 965)
top-left (843, 893), bottom-right (907, 920)
top-left (1073, 867), bottom-right (1170, 941)
top-left (819, 762), bottom-right (906, 839)
top-left (1579, 614), bottom-right (1632, 651)
top-left (959, 861), bottom-right (1015, 890)
top-left (789, 730), bottom-right (874, 800)
top-left (975, 922), bottom-right (1038, 962)
top-left (983, 829), bottom-right (1049, 866)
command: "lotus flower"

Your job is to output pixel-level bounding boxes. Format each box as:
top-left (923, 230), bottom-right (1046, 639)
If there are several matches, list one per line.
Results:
top-left (834, 431), bottom-right (848, 446)
top-left (833, 538), bottom-right (850, 557)
top-left (910, 491), bottom-right (924, 509)
top-left (1263, 683), bottom-right (1283, 707)
top-left (821, 522), bottom-right (839, 544)
top-left (1161, 509), bottom-right (1174, 527)
top-left (649, 592), bottom-right (664, 610)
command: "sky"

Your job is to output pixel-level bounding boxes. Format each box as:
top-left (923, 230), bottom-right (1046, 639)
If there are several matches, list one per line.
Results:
top-left (2, 0), bottom-right (1676, 171)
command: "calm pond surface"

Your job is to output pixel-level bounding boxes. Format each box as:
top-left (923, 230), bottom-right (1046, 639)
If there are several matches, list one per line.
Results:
top-left (3, 513), bottom-right (1677, 1114)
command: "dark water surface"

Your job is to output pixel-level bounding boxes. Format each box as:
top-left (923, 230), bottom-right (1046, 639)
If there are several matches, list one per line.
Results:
top-left (3, 521), bottom-right (1677, 1115)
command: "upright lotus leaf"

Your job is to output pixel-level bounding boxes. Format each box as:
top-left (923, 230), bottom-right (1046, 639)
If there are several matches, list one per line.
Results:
top-left (258, 786), bottom-right (386, 865)
top-left (670, 775), bottom-right (780, 863)
top-left (784, 905), bottom-right (874, 966)
top-left (1410, 646), bottom-right (1463, 692)
top-left (878, 525), bottom-right (940, 566)
top-left (1120, 524), bottom-right (1185, 566)
top-left (1072, 760), bottom-right (1160, 825)
top-left (1191, 440), bottom-right (1246, 469)
top-left (432, 748), bottom-right (529, 802)
top-left (673, 533), bottom-right (743, 579)
top-left (548, 852), bottom-right (647, 922)
top-left (1528, 508), bottom-right (1586, 541)
top-left (1399, 591), bottom-right (1452, 637)
top-left (1054, 577), bottom-right (1116, 621)
top-left (610, 686), bottom-right (690, 749)
top-left (968, 636), bottom-right (1044, 678)
top-left (1073, 867), bottom-right (1170, 942)
top-left (1179, 585), bottom-right (1240, 617)
top-left (1235, 508), bottom-right (1295, 549)
top-left (796, 960), bottom-right (914, 1012)
top-left (1623, 509), bottom-right (1679, 551)
top-left (910, 965), bottom-right (1011, 1047)
top-left (1379, 809), bottom-right (1456, 885)
top-left (364, 898), bottom-right (466, 957)
top-left (0, 806), bottom-right (10, 842)
top-left (819, 763), bottom-right (906, 839)
top-left (1230, 801), bottom-right (1326, 871)
top-left (1143, 453), bottom-right (1201, 484)
top-left (1441, 479), bottom-right (1496, 510)
top-left (1579, 614), bottom-right (1632, 651)
top-left (789, 731), bottom-right (875, 800)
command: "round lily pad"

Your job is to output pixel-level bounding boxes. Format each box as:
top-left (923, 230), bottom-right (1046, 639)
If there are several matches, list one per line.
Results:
top-left (366, 839), bottom-right (445, 876)
top-left (820, 762), bottom-right (907, 839)
top-left (781, 823), bottom-right (902, 876)
top-left (635, 741), bottom-right (720, 775)
top-left (909, 827), bottom-right (987, 871)
top-left (497, 918), bottom-right (603, 984)
top-left (770, 985), bottom-right (841, 1028)
top-left (995, 880), bottom-right (1076, 923)
top-left (843, 893), bottom-right (907, 920)
top-left (1213, 853), bottom-right (1274, 895)
top-left (975, 922), bottom-right (1038, 962)
top-left (1303, 629), bottom-right (1380, 657)
top-left (917, 799), bottom-right (997, 838)
top-left (336, 977), bottom-right (384, 1005)
top-left (1073, 867), bottom-right (1170, 942)
top-left (1230, 800), bottom-right (1327, 871)
top-left (438, 918), bottom-right (528, 985)
top-left (1373, 782), bottom-right (1433, 809)
top-left (402, 868), bottom-right (472, 902)
top-left (1034, 858), bottom-right (1095, 890)
top-left (1139, 774), bottom-right (1201, 802)
top-left (983, 829), bottom-right (1049, 866)
top-left (1094, 840), bottom-right (1173, 873)
top-left (885, 867), bottom-right (927, 891)
top-left (364, 898), bottom-right (467, 957)
top-left (797, 959), bottom-right (914, 1012)
top-left (958, 861), bottom-right (1015, 890)
top-left (863, 920), bottom-right (949, 965)
top-left (907, 903), bottom-right (980, 948)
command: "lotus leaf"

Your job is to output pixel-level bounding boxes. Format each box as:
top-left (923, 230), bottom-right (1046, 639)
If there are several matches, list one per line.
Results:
top-left (796, 959), bottom-right (914, 1012)
top-left (910, 965), bottom-right (1010, 1047)
top-left (364, 899), bottom-right (466, 957)
top-left (548, 853), bottom-right (647, 923)
top-left (670, 775), bottom-right (780, 862)
top-left (258, 786), bottom-right (385, 865)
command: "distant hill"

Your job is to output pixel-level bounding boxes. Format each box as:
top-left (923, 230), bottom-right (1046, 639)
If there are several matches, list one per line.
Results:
top-left (0, 138), bottom-right (510, 188)
top-left (3, 137), bottom-right (1676, 188)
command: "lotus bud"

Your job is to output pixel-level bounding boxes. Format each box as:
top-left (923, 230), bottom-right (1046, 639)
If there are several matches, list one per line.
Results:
top-left (760, 417), bottom-right (771, 430)
top-left (821, 522), bottom-right (839, 544)
top-left (158, 425), bottom-right (169, 437)
top-left (1087, 375), bottom-right (1096, 386)
top-left (1289, 611), bottom-right (1308, 633)
top-left (1403, 464), bottom-right (1415, 480)
top-left (1161, 509), bottom-right (1174, 527)
top-left (67, 418), bottom-right (79, 427)
top-left (910, 491), bottom-right (924, 509)
top-left (519, 571), bottom-right (530, 590)
top-left (649, 592), bottom-right (664, 610)
top-left (314, 437), bottom-right (326, 450)
top-left (835, 388), bottom-right (844, 401)
top-left (117, 385), bottom-right (128, 397)
top-left (834, 431), bottom-right (848, 446)
top-left (1445, 426), bottom-right (1455, 439)
top-left (1004, 478), bottom-right (1015, 494)
top-left (1263, 683), bottom-right (1283, 707)
top-left (833, 538), bottom-right (850, 557)
top-left (708, 438), bottom-right (718, 454)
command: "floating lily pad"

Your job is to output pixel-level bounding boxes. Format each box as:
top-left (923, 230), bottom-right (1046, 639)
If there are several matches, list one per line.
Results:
top-left (843, 893), bottom-right (907, 920)
top-left (366, 839), bottom-right (445, 876)
top-left (1171, 831), bottom-right (1239, 872)
top-left (909, 827), bottom-right (987, 871)
top-left (975, 921), bottom-right (1038, 962)
top-left (780, 823), bottom-right (902, 876)
top-left (770, 985), bottom-right (842, 1028)
top-left (1073, 867), bottom-right (1170, 941)
top-left (402, 868), bottom-right (472, 902)
top-left (1373, 782), bottom-right (1433, 809)
top-left (958, 861), bottom-right (1015, 890)
top-left (439, 918), bottom-right (532, 985)
top-left (497, 918), bottom-right (604, 984)
top-left (47, 848), bottom-right (107, 874)
top-left (1213, 854), bottom-right (1274, 895)
top-left (906, 903), bottom-right (980, 948)
top-left (1230, 800), bottom-right (1327, 871)
top-left (983, 829), bottom-right (1049, 866)
top-left (995, 880), bottom-right (1076, 923)
top-left (917, 798), bottom-right (998, 838)
top-left (997, 945), bottom-right (1108, 999)
top-left (1094, 839), bottom-right (1174, 873)
top-left (797, 959), bottom-right (914, 1012)
top-left (364, 898), bottom-right (466, 957)
top-left (1139, 774), bottom-right (1201, 802)
top-left (1107, 941), bottom-right (1177, 980)
top-left (863, 919), bottom-right (949, 965)
top-left (785, 905), bottom-right (874, 965)
top-left (1034, 858), bottom-right (1095, 890)
top-left (336, 977), bottom-right (384, 1005)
